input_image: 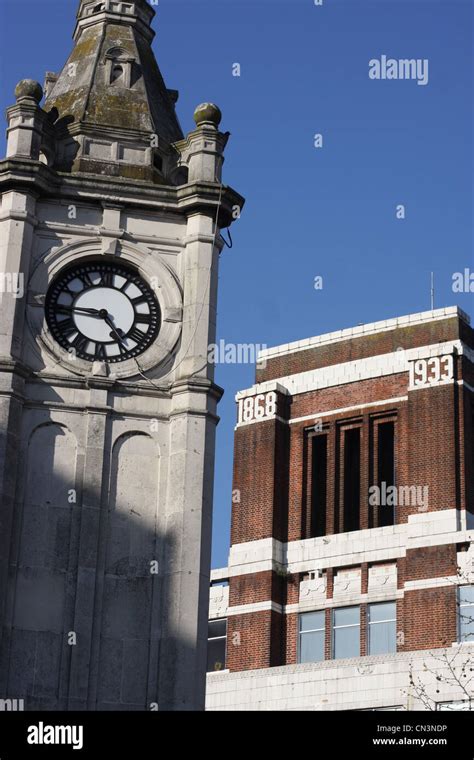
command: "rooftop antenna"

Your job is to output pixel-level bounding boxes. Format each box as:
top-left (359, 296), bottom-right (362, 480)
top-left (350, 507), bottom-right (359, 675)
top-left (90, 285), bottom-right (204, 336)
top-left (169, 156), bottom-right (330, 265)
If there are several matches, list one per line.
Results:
top-left (430, 271), bottom-right (435, 311)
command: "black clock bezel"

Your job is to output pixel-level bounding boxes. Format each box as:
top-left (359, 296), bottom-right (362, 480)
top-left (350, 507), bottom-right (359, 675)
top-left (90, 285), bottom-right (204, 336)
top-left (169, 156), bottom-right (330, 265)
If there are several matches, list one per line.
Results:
top-left (45, 260), bottom-right (161, 363)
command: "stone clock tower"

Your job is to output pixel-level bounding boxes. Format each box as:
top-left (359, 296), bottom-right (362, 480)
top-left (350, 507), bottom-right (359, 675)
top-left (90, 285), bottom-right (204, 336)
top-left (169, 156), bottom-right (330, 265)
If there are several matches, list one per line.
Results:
top-left (0, 0), bottom-right (243, 711)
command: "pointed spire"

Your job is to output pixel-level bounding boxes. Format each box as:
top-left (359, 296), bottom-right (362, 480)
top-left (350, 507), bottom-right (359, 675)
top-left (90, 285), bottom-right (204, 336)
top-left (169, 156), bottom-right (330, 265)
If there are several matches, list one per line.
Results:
top-left (43, 0), bottom-right (183, 182)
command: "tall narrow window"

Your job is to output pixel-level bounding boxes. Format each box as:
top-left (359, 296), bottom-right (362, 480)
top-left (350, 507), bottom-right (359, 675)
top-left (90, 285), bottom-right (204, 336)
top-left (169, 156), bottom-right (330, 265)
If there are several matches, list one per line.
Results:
top-left (105, 47), bottom-right (133, 88)
top-left (332, 606), bottom-right (360, 659)
top-left (344, 428), bottom-right (360, 532)
top-left (310, 435), bottom-right (328, 537)
top-left (299, 611), bottom-right (325, 663)
top-left (111, 64), bottom-right (124, 84)
top-left (368, 602), bottom-right (396, 654)
top-left (459, 586), bottom-right (474, 642)
top-left (207, 619), bottom-right (227, 672)
top-left (378, 422), bottom-right (395, 526)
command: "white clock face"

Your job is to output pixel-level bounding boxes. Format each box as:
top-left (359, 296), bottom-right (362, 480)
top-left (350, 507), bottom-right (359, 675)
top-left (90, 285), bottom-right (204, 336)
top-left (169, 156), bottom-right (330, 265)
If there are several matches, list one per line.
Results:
top-left (45, 261), bottom-right (161, 362)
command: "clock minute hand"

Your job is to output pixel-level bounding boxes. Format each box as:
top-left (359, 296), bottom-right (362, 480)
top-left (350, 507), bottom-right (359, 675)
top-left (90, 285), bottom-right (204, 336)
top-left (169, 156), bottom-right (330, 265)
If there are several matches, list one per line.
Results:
top-left (58, 306), bottom-right (103, 316)
top-left (72, 307), bottom-right (103, 316)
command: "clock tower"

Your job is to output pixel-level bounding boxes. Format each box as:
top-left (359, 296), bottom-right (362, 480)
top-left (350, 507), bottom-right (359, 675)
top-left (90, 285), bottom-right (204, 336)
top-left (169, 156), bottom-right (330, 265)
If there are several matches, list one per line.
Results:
top-left (0, 0), bottom-right (243, 711)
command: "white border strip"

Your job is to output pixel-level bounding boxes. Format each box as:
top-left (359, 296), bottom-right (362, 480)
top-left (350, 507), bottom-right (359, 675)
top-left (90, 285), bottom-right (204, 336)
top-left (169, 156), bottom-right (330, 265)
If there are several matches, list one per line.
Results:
top-left (404, 576), bottom-right (459, 592)
top-left (219, 580), bottom-right (461, 618)
top-left (226, 600), bottom-right (283, 616)
top-left (289, 396), bottom-right (408, 426)
top-left (235, 396), bottom-right (409, 431)
top-left (286, 589), bottom-right (404, 614)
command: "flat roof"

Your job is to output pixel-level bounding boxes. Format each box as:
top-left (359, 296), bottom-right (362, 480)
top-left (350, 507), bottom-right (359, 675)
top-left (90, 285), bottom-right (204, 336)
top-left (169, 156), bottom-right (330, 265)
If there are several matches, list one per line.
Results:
top-left (258, 306), bottom-right (470, 362)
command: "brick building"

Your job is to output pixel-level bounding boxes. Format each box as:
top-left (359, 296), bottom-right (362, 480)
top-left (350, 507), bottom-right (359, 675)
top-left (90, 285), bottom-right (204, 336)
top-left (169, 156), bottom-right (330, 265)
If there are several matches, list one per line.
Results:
top-left (206, 306), bottom-right (474, 710)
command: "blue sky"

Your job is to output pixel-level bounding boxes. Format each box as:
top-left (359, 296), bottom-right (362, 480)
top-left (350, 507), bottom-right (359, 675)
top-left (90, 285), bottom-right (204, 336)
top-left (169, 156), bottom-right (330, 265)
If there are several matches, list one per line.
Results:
top-left (0, 0), bottom-right (473, 567)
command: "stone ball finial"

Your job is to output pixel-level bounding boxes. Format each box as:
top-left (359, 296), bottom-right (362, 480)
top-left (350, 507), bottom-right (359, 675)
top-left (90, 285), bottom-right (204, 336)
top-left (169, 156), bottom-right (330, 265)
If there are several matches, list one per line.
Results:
top-left (15, 79), bottom-right (43, 104)
top-left (193, 103), bottom-right (222, 128)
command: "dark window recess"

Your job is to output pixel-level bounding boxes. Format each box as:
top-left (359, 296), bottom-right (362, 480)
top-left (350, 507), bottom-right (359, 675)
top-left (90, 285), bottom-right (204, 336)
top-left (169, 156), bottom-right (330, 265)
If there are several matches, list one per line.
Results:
top-left (207, 619), bottom-right (227, 672)
top-left (378, 422), bottom-right (395, 526)
top-left (344, 428), bottom-right (360, 532)
top-left (111, 64), bottom-right (124, 84)
top-left (153, 153), bottom-right (163, 172)
top-left (310, 435), bottom-right (328, 537)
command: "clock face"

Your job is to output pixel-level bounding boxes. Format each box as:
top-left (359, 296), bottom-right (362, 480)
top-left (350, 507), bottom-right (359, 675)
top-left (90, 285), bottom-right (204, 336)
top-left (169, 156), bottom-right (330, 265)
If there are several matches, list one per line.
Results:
top-left (45, 261), bottom-right (161, 363)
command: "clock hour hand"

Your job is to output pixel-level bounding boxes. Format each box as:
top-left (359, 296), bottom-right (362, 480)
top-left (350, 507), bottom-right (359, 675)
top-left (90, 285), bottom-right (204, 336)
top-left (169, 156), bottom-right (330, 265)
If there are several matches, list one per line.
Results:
top-left (102, 313), bottom-right (126, 346)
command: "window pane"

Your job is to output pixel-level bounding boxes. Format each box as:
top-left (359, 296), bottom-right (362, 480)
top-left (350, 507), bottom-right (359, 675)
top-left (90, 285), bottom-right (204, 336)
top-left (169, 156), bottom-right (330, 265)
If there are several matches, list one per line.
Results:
top-left (378, 422), bottom-right (395, 527)
top-left (460, 618), bottom-right (474, 642)
top-left (460, 608), bottom-right (474, 641)
top-left (300, 611), bottom-right (325, 633)
top-left (311, 435), bottom-right (328, 538)
top-left (459, 587), bottom-right (474, 642)
top-left (343, 428), bottom-right (360, 532)
top-left (333, 625), bottom-right (360, 659)
top-left (460, 586), bottom-right (474, 605)
top-left (369, 602), bottom-right (396, 624)
top-left (334, 606), bottom-right (359, 628)
top-left (207, 637), bottom-right (226, 672)
top-left (369, 620), bottom-right (396, 655)
top-left (299, 630), bottom-right (325, 663)
top-left (208, 619), bottom-right (226, 639)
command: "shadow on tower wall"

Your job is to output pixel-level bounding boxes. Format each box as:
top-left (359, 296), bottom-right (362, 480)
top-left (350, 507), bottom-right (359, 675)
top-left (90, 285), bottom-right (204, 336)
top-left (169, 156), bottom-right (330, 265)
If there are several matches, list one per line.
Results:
top-left (0, 403), bottom-right (202, 711)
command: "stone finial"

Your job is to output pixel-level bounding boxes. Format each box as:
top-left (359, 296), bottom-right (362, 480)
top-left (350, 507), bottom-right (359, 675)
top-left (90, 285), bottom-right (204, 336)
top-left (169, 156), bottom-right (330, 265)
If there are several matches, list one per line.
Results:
top-left (193, 103), bottom-right (222, 128)
top-left (175, 104), bottom-right (228, 182)
top-left (15, 79), bottom-right (43, 104)
top-left (7, 80), bottom-right (46, 160)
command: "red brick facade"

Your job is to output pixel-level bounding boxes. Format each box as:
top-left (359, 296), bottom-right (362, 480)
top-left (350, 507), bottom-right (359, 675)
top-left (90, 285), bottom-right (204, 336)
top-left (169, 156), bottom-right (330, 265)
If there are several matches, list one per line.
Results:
top-left (219, 310), bottom-right (474, 673)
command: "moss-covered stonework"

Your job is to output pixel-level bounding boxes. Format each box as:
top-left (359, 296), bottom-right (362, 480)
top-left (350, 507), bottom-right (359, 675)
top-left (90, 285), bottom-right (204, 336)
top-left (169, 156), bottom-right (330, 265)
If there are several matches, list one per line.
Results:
top-left (43, 11), bottom-right (182, 182)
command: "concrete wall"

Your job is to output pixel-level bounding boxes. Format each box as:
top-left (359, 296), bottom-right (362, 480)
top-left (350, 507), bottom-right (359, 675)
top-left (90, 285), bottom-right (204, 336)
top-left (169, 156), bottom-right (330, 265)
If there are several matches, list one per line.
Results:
top-left (206, 647), bottom-right (474, 711)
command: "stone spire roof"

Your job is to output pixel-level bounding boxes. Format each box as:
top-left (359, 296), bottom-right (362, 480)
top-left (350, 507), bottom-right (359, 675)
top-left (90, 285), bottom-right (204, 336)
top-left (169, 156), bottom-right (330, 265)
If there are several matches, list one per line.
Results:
top-left (42, 0), bottom-right (183, 181)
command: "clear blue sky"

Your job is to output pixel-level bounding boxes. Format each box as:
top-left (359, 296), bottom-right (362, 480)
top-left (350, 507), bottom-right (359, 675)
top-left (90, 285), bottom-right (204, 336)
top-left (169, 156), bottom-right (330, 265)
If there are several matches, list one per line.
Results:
top-left (1, 0), bottom-right (473, 567)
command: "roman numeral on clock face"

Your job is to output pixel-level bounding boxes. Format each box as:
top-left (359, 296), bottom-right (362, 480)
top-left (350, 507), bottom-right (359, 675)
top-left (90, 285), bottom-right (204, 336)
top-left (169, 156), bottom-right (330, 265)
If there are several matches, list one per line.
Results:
top-left (136, 313), bottom-right (152, 325)
top-left (58, 318), bottom-right (77, 338)
top-left (95, 343), bottom-right (107, 361)
top-left (79, 272), bottom-right (94, 288)
top-left (127, 327), bottom-right (147, 344)
top-left (100, 271), bottom-right (114, 287)
top-left (71, 334), bottom-right (89, 353)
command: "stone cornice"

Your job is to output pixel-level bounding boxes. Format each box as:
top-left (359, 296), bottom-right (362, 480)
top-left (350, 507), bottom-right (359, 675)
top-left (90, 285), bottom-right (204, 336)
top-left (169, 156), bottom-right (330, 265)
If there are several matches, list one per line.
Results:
top-left (171, 377), bottom-right (224, 403)
top-left (30, 370), bottom-right (172, 397)
top-left (0, 358), bottom-right (32, 381)
top-left (0, 159), bottom-right (244, 226)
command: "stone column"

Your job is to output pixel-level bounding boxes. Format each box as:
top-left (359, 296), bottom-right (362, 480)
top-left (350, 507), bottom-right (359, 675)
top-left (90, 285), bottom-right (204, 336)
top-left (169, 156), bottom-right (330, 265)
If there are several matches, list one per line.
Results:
top-left (157, 105), bottom-right (227, 708)
top-left (0, 178), bottom-right (38, 656)
top-left (158, 381), bottom-right (221, 709)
